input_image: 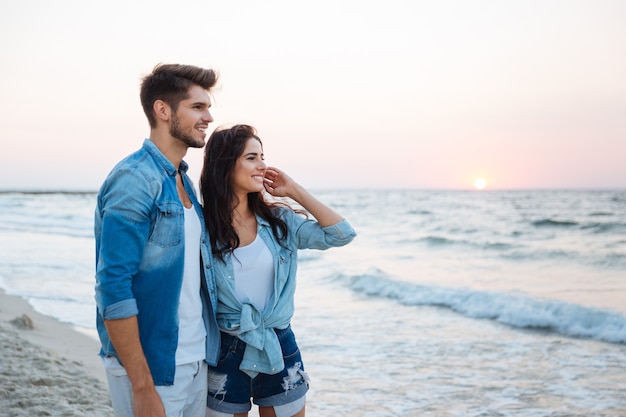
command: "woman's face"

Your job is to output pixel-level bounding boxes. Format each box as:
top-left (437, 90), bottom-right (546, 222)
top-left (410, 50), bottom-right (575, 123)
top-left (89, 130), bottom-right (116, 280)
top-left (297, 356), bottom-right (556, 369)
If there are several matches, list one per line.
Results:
top-left (231, 137), bottom-right (267, 196)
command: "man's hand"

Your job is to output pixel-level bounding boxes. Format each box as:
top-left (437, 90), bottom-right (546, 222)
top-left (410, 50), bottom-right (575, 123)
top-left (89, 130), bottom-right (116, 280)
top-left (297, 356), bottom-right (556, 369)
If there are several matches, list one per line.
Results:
top-left (133, 388), bottom-right (166, 417)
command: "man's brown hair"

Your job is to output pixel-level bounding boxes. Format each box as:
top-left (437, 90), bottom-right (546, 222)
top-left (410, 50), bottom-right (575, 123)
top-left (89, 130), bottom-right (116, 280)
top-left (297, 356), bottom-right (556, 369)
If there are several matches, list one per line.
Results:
top-left (140, 63), bottom-right (218, 128)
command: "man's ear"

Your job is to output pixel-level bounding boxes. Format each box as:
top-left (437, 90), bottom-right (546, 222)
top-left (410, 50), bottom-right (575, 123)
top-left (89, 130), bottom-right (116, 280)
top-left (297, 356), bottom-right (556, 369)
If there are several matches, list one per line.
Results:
top-left (153, 100), bottom-right (171, 122)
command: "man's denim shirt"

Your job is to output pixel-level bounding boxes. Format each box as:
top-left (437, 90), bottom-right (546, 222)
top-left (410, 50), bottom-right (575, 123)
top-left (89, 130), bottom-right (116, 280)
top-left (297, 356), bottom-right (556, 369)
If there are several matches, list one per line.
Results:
top-left (94, 139), bottom-right (219, 386)
top-left (212, 207), bottom-right (356, 378)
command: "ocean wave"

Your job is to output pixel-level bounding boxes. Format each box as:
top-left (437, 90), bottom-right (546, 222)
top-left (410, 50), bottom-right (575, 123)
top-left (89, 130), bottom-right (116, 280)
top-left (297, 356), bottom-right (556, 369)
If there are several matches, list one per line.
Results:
top-left (502, 248), bottom-right (573, 261)
top-left (345, 269), bottom-right (626, 345)
top-left (591, 252), bottom-right (626, 268)
top-left (416, 235), bottom-right (518, 252)
top-left (589, 211), bottom-right (613, 217)
top-left (0, 223), bottom-right (93, 239)
top-left (499, 246), bottom-right (626, 269)
top-left (531, 219), bottom-right (578, 227)
top-left (530, 218), bottom-right (626, 234)
top-left (421, 236), bottom-right (453, 246)
top-left (580, 222), bottom-right (626, 233)
top-left (407, 209), bottom-right (432, 215)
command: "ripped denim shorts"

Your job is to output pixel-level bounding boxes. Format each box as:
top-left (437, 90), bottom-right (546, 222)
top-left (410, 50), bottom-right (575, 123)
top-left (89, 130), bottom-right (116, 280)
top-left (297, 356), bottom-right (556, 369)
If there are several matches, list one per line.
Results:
top-left (206, 325), bottom-right (310, 414)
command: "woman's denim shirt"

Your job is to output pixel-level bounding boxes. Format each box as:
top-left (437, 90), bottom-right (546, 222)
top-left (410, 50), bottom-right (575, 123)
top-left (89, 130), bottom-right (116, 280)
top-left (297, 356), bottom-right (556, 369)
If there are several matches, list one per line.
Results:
top-left (94, 139), bottom-right (219, 386)
top-left (212, 207), bottom-right (356, 377)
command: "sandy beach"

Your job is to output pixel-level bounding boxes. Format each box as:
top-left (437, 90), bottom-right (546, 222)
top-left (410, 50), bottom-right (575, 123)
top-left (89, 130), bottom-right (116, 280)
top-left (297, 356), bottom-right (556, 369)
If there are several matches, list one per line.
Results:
top-left (0, 289), bottom-right (113, 416)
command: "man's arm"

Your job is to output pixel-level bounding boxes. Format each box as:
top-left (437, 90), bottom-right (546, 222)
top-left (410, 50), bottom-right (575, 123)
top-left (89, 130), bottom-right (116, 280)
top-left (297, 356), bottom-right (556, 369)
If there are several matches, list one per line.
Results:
top-left (104, 317), bottom-right (166, 417)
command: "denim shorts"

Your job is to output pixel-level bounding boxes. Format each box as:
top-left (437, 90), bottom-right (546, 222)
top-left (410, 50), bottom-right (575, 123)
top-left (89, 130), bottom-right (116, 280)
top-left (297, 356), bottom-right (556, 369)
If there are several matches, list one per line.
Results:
top-left (206, 325), bottom-right (310, 414)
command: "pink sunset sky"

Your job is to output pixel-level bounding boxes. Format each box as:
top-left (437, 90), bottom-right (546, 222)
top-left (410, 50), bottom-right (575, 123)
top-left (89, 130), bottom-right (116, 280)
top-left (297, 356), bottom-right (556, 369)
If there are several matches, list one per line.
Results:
top-left (1, 0), bottom-right (625, 191)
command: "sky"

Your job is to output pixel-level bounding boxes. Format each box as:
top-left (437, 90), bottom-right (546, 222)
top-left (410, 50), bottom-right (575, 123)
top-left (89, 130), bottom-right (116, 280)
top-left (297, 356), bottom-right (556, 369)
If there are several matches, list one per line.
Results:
top-left (1, 0), bottom-right (625, 191)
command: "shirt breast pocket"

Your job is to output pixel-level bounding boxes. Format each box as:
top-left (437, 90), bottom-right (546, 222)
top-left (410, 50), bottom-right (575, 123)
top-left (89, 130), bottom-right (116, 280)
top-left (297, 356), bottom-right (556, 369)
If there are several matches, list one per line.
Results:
top-left (275, 246), bottom-right (295, 273)
top-left (149, 202), bottom-right (183, 248)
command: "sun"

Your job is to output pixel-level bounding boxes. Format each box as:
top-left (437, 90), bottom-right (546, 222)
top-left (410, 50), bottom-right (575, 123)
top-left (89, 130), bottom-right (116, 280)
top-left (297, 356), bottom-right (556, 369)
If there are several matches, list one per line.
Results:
top-left (473, 178), bottom-right (487, 190)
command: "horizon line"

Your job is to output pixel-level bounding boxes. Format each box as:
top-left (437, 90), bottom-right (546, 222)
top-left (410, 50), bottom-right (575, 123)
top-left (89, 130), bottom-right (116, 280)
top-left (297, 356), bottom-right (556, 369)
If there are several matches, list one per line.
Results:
top-left (2, 186), bottom-right (626, 195)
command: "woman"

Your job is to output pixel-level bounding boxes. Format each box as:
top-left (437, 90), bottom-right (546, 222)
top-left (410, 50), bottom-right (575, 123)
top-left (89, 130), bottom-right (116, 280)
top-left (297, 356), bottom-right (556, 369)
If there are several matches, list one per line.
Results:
top-left (200, 124), bottom-right (356, 417)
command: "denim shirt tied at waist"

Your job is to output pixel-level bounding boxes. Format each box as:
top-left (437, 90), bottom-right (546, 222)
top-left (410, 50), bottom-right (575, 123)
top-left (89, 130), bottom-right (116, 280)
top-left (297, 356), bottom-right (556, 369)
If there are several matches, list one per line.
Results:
top-left (94, 139), bottom-right (219, 386)
top-left (212, 208), bottom-right (356, 378)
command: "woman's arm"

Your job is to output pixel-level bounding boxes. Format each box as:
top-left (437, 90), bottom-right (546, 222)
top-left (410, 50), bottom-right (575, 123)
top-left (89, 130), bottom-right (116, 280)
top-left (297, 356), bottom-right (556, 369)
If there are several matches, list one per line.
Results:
top-left (263, 167), bottom-right (342, 227)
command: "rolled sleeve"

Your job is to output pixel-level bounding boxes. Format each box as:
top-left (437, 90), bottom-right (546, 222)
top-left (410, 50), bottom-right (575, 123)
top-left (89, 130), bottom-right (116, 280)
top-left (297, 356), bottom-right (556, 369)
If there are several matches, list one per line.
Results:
top-left (293, 216), bottom-right (357, 250)
top-left (322, 219), bottom-right (357, 244)
top-left (102, 298), bottom-right (139, 320)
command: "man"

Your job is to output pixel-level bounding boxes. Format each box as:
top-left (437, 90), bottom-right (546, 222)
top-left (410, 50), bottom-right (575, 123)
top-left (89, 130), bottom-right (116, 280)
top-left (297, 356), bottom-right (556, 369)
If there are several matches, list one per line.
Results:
top-left (95, 63), bottom-right (220, 417)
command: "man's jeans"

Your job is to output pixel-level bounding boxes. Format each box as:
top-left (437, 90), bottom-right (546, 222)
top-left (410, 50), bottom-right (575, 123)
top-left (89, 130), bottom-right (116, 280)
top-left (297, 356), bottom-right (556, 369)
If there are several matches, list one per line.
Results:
top-left (103, 356), bottom-right (207, 417)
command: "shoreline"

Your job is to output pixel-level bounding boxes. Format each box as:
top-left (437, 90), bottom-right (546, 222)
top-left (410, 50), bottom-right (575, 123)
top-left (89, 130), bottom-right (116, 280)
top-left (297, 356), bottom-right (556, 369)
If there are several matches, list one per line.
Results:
top-left (0, 288), bottom-right (113, 416)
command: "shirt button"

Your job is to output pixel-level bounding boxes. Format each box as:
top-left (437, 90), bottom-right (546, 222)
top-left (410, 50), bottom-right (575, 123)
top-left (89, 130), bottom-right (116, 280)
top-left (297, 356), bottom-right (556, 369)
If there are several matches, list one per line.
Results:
top-left (253, 364), bottom-right (257, 368)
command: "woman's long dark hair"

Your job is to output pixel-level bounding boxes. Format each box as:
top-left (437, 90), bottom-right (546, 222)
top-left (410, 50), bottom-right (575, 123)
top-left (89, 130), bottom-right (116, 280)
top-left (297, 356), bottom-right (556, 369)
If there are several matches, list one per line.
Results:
top-left (199, 124), bottom-right (289, 261)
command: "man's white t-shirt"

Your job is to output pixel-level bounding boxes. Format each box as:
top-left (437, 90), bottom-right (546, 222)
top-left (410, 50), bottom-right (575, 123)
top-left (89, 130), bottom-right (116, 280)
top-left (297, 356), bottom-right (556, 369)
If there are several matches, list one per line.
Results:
top-left (175, 206), bottom-right (206, 365)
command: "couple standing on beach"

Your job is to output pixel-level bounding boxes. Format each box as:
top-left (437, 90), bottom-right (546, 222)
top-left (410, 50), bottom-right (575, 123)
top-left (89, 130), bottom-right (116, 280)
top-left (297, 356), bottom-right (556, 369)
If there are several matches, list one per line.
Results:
top-left (93, 63), bottom-right (356, 417)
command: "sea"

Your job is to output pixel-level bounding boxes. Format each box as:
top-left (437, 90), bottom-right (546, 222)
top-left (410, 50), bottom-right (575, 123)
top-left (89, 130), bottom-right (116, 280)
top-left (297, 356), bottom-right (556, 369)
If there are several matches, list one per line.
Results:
top-left (0, 189), bottom-right (625, 417)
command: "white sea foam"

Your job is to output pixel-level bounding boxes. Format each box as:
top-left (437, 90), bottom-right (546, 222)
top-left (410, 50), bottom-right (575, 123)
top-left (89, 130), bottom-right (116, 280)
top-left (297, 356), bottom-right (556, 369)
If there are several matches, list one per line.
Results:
top-left (346, 268), bottom-right (626, 344)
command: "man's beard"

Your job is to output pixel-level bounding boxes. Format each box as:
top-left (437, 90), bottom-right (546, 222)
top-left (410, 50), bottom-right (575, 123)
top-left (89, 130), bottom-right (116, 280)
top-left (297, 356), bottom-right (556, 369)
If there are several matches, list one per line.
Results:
top-left (170, 113), bottom-right (203, 148)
